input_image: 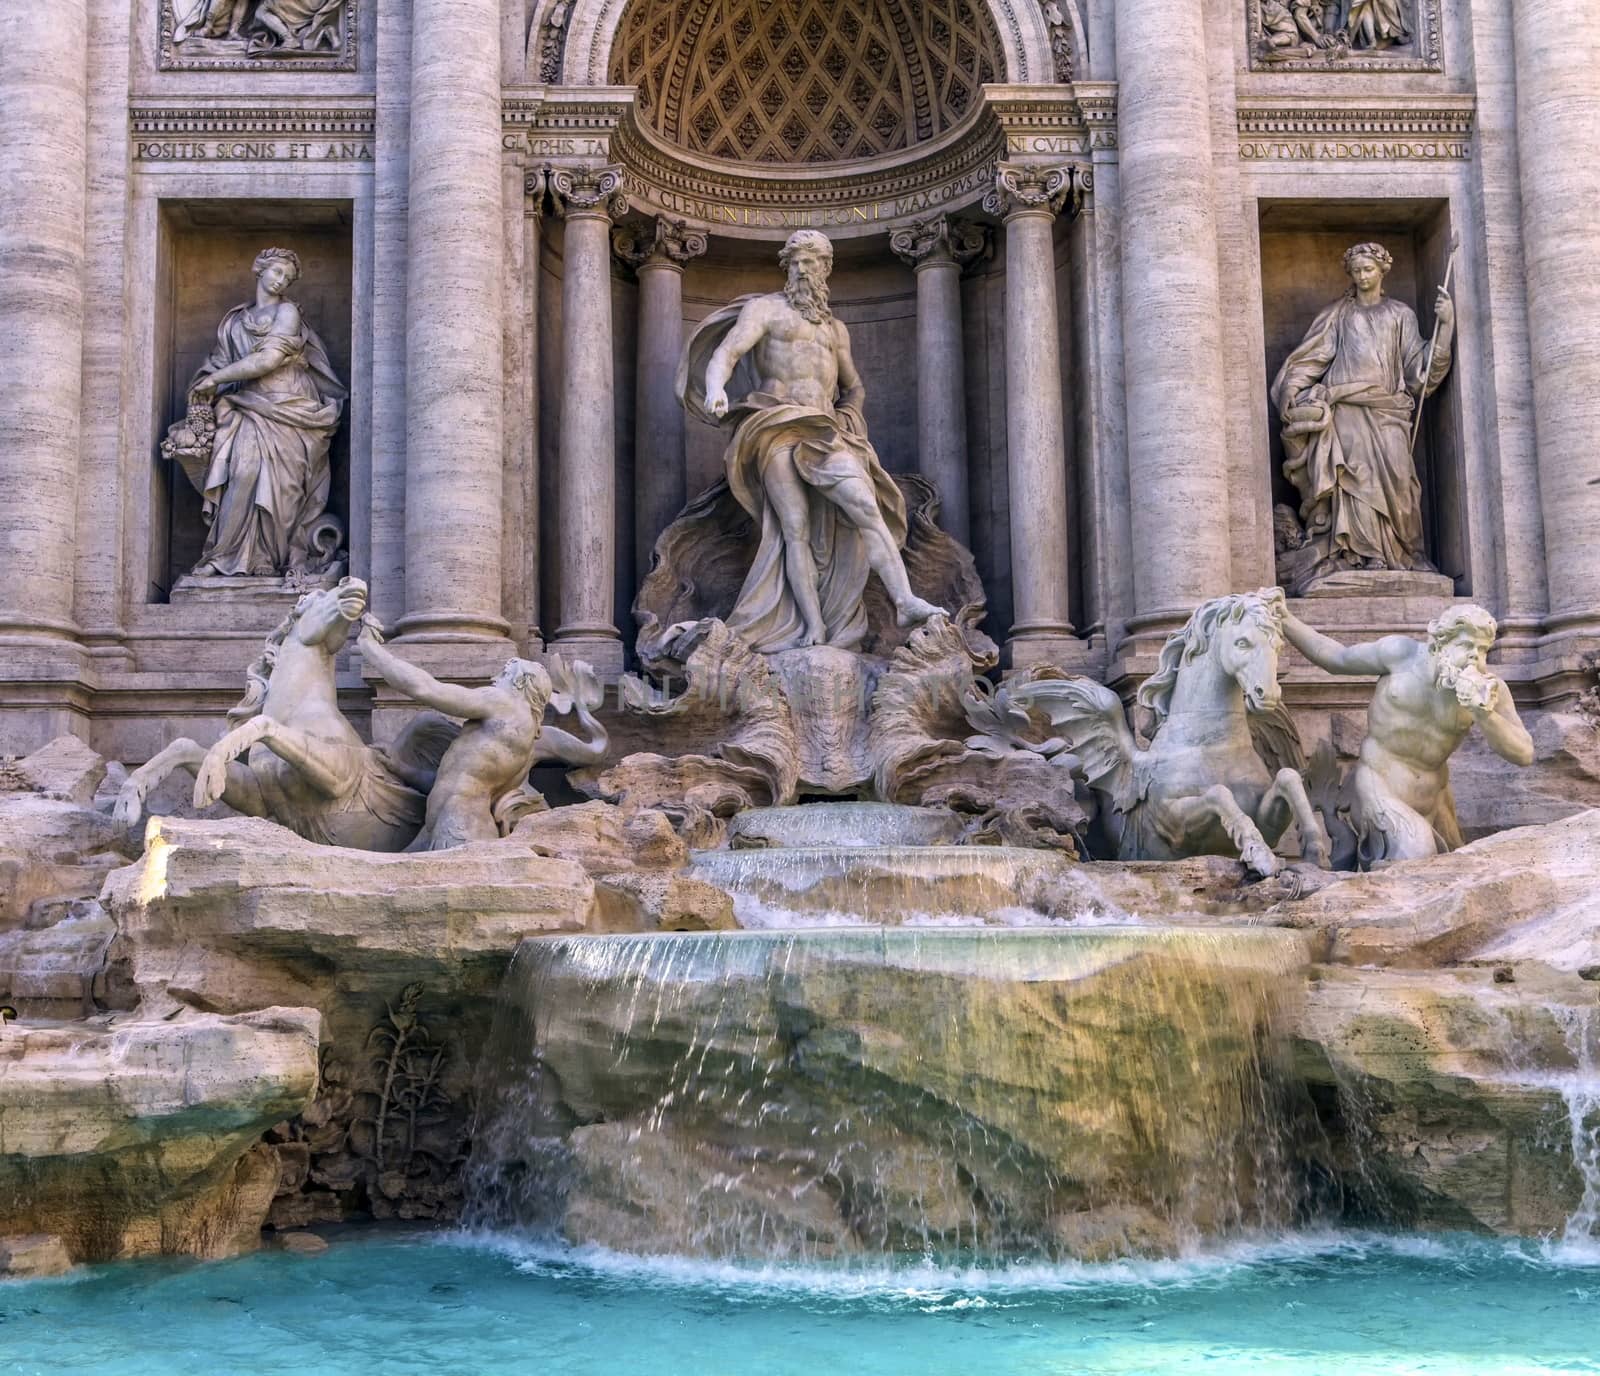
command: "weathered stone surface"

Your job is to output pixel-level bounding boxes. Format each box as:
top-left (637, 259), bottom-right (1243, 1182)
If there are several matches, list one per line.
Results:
top-left (1294, 966), bottom-right (1595, 1235)
top-left (592, 872), bottom-right (737, 932)
top-left (1451, 708), bottom-right (1600, 837)
top-left (472, 927), bottom-right (1312, 1260)
top-left (3, 736), bottom-right (107, 804)
top-left (106, 815), bottom-right (600, 1016)
top-left (0, 1008), bottom-right (319, 1264)
top-left (0, 792), bottom-right (137, 929)
top-left (1258, 809), bottom-right (1600, 968)
top-left (102, 814), bottom-right (610, 1229)
top-left (0, 1233), bottom-right (73, 1279)
top-left (0, 899), bottom-right (127, 1018)
top-left (511, 801), bottom-right (688, 872)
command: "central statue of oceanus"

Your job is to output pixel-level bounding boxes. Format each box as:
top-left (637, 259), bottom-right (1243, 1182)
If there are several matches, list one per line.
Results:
top-left (676, 229), bottom-right (945, 652)
top-left (1010, 589), bottom-right (1333, 877)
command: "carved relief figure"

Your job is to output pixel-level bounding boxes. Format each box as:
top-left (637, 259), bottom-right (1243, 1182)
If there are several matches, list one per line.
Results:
top-left (356, 629), bottom-right (611, 851)
top-left (676, 229), bottom-right (944, 653)
top-left (1345, 0), bottom-right (1410, 49)
top-left (1271, 242), bottom-right (1454, 593)
top-left (1285, 605), bottom-right (1534, 867)
top-left (171, 0), bottom-right (348, 55)
top-left (179, 248), bottom-right (346, 579)
top-left (1009, 590), bottom-right (1332, 878)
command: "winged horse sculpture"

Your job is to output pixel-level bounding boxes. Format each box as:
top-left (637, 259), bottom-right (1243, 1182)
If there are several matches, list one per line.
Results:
top-left (1008, 588), bottom-right (1332, 878)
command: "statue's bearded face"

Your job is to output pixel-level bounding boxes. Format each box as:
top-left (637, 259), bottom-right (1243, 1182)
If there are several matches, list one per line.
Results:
top-left (783, 243), bottom-right (833, 324)
top-left (1430, 631), bottom-right (1490, 687)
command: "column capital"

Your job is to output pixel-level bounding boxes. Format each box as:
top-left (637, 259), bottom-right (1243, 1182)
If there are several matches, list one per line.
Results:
top-left (981, 162), bottom-right (1083, 222)
top-left (889, 216), bottom-right (990, 272)
top-left (612, 215), bottom-right (709, 272)
top-left (548, 163), bottom-right (628, 222)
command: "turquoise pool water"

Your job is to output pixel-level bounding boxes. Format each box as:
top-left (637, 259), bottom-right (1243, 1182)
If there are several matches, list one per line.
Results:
top-left (4, 1231), bottom-right (1598, 1376)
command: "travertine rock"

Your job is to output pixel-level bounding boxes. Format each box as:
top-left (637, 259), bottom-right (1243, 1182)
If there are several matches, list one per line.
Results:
top-left (0, 792), bottom-right (137, 928)
top-left (0, 1008), bottom-right (319, 1263)
top-left (105, 814), bottom-right (600, 1016)
top-left (511, 800), bottom-right (688, 872)
top-left (3, 735), bottom-right (107, 804)
top-left (0, 1233), bottom-right (73, 1279)
top-left (1258, 809), bottom-right (1600, 968)
top-left (1294, 966), bottom-right (1594, 1235)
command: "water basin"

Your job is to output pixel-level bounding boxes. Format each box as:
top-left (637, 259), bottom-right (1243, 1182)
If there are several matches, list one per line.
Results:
top-left (6, 1229), bottom-right (1600, 1375)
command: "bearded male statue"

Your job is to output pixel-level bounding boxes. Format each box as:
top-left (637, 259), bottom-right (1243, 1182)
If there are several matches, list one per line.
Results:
top-left (675, 230), bottom-right (945, 653)
top-left (1283, 604), bottom-right (1533, 867)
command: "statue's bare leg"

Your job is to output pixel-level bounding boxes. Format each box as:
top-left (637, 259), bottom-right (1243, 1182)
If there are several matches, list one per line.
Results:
top-left (194, 718), bottom-right (352, 808)
top-left (1256, 768), bottom-right (1334, 868)
top-left (827, 474), bottom-right (944, 626)
top-left (115, 738), bottom-right (265, 829)
top-left (762, 447), bottom-right (829, 645)
top-left (1164, 785), bottom-right (1281, 878)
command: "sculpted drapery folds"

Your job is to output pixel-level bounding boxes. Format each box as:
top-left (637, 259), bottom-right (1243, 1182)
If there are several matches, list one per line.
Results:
top-left (173, 0), bottom-right (348, 53)
top-left (184, 247), bottom-right (346, 578)
top-left (676, 229), bottom-right (944, 653)
top-left (1271, 241), bottom-right (1453, 592)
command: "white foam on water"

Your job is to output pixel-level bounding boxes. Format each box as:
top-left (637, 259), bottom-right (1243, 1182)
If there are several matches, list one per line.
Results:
top-left (448, 1227), bottom-right (1541, 1305)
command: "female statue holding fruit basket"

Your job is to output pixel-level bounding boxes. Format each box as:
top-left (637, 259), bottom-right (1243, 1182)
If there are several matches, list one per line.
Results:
top-left (174, 246), bottom-right (346, 578)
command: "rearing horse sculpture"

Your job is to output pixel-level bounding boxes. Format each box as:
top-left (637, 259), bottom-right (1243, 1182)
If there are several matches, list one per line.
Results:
top-left (114, 578), bottom-right (448, 850)
top-left (1011, 588), bottom-right (1331, 878)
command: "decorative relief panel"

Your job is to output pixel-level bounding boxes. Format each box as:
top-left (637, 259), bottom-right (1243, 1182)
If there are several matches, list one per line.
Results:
top-left (1246, 0), bottom-right (1441, 72)
top-left (161, 0), bottom-right (357, 72)
top-left (607, 0), bottom-right (1005, 164)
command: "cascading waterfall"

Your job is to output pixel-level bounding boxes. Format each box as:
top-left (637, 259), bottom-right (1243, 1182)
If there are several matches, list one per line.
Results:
top-left (466, 925), bottom-right (1318, 1262)
top-left (686, 845), bottom-right (1077, 927)
top-left (1548, 1006), bottom-right (1600, 1248)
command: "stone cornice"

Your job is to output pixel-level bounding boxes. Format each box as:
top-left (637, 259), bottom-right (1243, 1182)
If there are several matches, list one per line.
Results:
top-left (508, 84), bottom-right (1097, 238)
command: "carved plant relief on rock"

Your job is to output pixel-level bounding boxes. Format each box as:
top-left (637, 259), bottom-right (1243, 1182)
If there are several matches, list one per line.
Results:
top-left (1247, 0), bottom-right (1441, 71)
top-left (163, 0), bottom-right (356, 70)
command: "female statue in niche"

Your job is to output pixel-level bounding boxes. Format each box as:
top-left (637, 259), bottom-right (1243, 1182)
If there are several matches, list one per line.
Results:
top-left (1271, 240), bottom-right (1453, 593)
top-left (183, 247), bottom-right (346, 578)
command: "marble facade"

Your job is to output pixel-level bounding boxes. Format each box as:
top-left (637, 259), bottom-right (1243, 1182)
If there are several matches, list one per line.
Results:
top-left (1, 0), bottom-right (1598, 780)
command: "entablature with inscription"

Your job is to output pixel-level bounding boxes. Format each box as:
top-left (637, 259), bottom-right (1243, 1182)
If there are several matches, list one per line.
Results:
top-left (131, 99), bottom-right (376, 168)
top-left (1236, 93), bottom-right (1474, 164)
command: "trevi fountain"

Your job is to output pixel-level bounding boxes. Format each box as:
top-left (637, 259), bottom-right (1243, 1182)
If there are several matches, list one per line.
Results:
top-left (1, 1), bottom-right (1599, 1372)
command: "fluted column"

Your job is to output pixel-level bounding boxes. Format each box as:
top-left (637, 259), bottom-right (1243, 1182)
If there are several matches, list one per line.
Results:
top-left (984, 164), bottom-right (1077, 665)
top-left (0, 0), bottom-right (88, 643)
top-left (398, 0), bottom-right (508, 642)
top-left (890, 216), bottom-right (988, 545)
top-left (1514, 0), bottom-right (1600, 640)
top-left (1115, 0), bottom-right (1231, 641)
top-left (550, 166), bottom-right (627, 675)
top-left (614, 216), bottom-right (708, 575)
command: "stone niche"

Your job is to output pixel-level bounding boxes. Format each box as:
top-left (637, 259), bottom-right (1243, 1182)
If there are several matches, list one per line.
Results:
top-left (150, 200), bottom-right (354, 602)
top-left (1257, 198), bottom-right (1465, 593)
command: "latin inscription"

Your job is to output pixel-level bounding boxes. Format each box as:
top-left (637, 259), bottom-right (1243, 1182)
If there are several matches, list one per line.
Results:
top-left (134, 140), bottom-right (375, 163)
top-left (1239, 139), bottom-right (1469, 162)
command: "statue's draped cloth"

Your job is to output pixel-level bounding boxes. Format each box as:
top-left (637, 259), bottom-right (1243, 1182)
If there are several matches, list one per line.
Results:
top-left (193, 305), bottom-right (346, 576)
top-left (1271, 294), bottom-right (1447, 572)
top-left (678, 297), bottom-right (908, 653)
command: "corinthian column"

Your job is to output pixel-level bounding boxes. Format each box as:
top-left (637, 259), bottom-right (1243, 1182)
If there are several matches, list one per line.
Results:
top-left (550, 166), bottom-right (628, 675)
top-left (1115, 0), bottom-right (1231, 641)
top-left (984, 164), bottom-right (1078, 665)
top-left (613, 216), bottom-right (708, 575)
top-left (1514, 0), bottom-right (1600, 639)
top-left (399, 0), bottom-right (508, 642)
top-left (890, 216), bottom-right (988, 545)
top-left (0, 0), bottom-right (88, 643)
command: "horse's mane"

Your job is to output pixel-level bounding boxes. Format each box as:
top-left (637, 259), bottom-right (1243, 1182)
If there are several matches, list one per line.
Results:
top-left (225, 598), bottom-right (308, 724)
top-left (1135, 590), bottom-right (1287, 739)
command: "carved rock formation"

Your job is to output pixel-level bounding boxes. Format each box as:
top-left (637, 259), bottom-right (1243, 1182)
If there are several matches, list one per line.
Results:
top-left (0, 1007), bottom-right (320, 1264)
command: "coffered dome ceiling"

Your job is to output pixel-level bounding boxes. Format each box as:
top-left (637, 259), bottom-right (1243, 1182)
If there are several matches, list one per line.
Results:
top-left (608, 0), bottom-right (1007, 164)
